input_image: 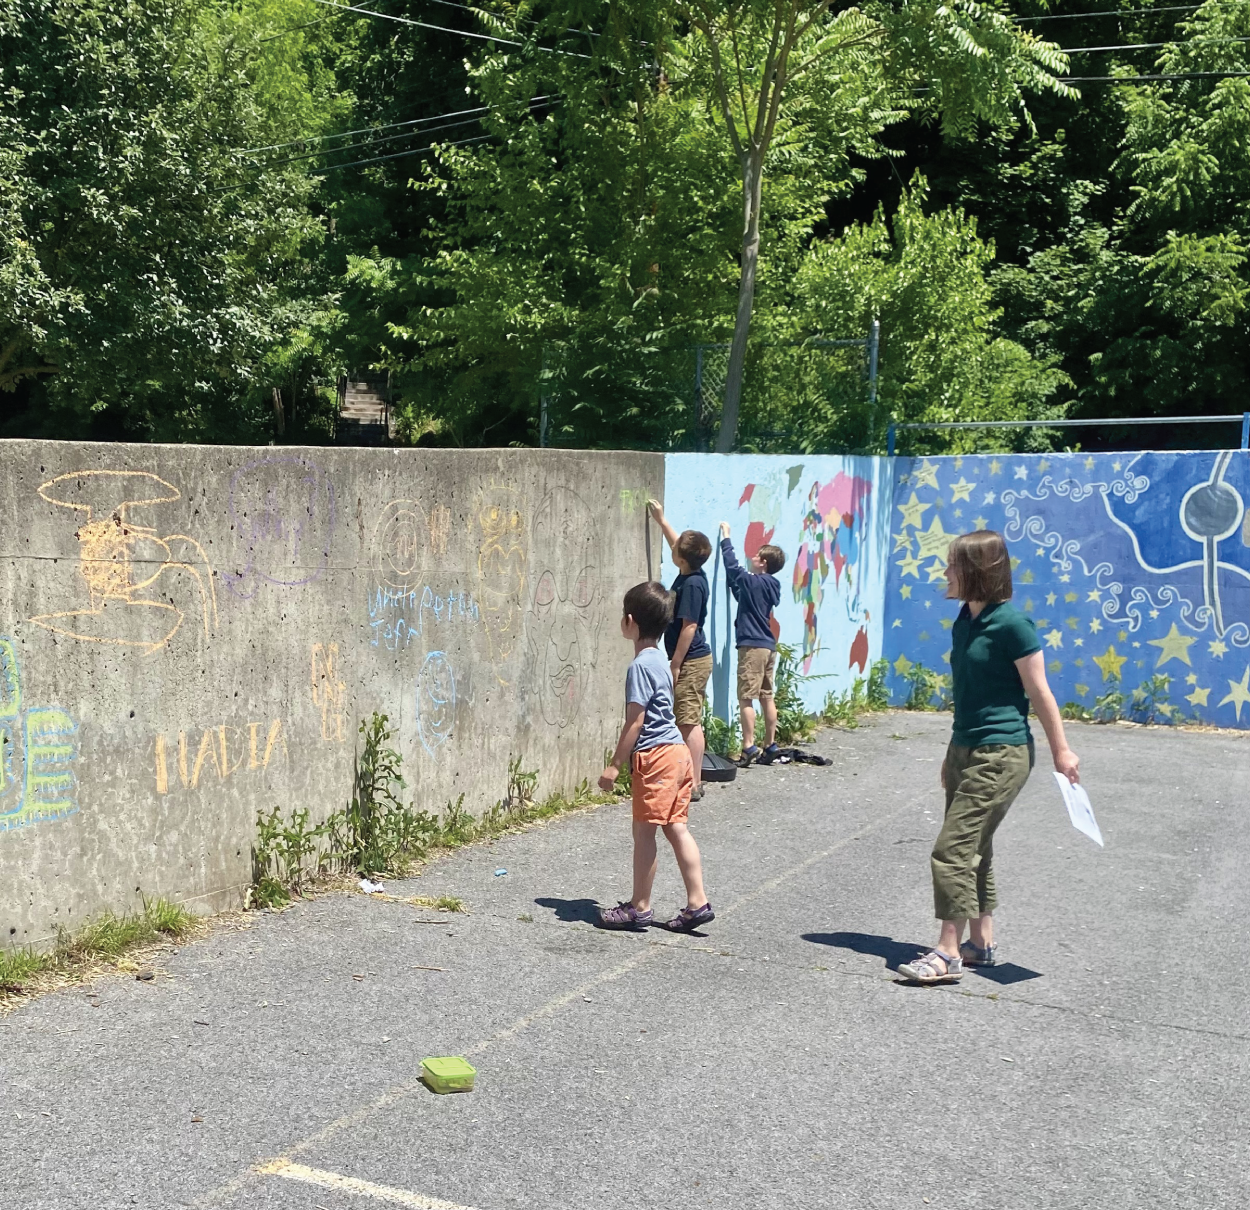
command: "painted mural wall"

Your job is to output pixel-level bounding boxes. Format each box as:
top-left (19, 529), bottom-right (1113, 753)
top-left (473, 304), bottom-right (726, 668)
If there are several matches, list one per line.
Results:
top-left (881, 451), bottom-right (1250, 728)
top-left (661, 454), bottom-right (893, 716)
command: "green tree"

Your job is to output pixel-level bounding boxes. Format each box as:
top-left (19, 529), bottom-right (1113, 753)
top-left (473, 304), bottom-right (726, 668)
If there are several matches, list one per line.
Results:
top-left (0, 0), bottom-right (340, 441)
top-left (673, 0), bottom-right (1075, 451)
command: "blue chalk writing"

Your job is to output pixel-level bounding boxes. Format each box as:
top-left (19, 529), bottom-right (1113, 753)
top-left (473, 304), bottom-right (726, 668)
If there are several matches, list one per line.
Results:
top-left (367, 584), bottom-right (481, 650)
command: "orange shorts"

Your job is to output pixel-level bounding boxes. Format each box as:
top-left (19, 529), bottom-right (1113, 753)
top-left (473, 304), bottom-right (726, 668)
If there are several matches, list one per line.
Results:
top-left (631, 743), bottom-right (694, 825)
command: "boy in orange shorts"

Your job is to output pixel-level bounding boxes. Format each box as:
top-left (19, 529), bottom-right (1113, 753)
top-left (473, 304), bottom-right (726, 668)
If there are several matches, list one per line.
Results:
top-left (598, 581), bottom-right (714, 932)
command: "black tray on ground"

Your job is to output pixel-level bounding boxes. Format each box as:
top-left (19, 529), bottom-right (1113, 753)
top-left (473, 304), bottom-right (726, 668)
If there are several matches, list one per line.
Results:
top-left (701, 752), bottom-right (738, 783)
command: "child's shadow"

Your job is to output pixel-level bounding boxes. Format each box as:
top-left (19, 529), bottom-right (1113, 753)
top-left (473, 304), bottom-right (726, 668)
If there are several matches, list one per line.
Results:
top-left (534, 896), bottom-right (601, 925)
top-left (802, 931), bottom-right (1043, 985)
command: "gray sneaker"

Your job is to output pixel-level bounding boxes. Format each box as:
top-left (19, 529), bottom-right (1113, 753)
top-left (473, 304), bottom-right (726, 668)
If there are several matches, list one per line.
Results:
top-left (960, 941), bottom-right (997, 967)
top-left (897, 950), bottom-right (963, 984)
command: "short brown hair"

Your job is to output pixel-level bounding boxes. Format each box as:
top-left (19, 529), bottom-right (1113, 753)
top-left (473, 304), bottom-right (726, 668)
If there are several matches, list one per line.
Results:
top-left (757, 544), bottom-right (785, 574)
top-left (623, 581), bottom-right (674, 640)
top-left (946, 530), bottom-right (1012, 603)
top-left (674, 529), bottom-right (712, 569)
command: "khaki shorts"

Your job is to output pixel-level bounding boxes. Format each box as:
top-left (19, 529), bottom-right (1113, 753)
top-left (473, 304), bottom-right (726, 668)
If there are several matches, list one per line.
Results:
top-left (737, 647), bottom-right (776, 702)
top-left (673, 654), bottom-right (713, 726)
top-left (631, 743), bottom-right (694, 825)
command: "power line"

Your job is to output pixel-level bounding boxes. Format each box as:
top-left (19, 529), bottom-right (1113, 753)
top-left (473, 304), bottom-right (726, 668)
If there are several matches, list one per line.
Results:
top-left (240, 103), bottom-right (491, 155)
top-left (1020, 4), bottom-right (1205, 22)
top-left (307, 0), bottom-right (591, 57)
top-left (256, 116), bottom-right (484, 167)
top-left (1061, 35), bottom-right (1250, 49)
top-left (1061, 69), bottom-right (1250, 78)
top-left (313, 132), bottom-right (491, 172)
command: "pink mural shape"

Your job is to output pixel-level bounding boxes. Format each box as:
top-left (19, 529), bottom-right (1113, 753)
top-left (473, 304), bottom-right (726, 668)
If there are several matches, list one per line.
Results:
top-left (792, 473), bottom-right (873, 673)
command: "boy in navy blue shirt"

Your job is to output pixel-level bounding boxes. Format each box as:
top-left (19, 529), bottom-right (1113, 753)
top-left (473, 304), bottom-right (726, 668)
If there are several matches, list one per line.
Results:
top-left (719, 521), bottom-right (786, 766)
top-left (647, 500), bottom-right (713, 800)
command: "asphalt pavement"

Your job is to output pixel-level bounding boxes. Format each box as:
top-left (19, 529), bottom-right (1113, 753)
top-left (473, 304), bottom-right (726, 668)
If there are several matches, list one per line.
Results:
top-left (3, 711), bottom-right (1248, 1210)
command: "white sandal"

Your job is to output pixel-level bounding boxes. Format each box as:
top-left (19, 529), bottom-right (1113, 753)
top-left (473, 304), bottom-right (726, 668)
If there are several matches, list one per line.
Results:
top-left (898, 949), bottom-right (963, 984)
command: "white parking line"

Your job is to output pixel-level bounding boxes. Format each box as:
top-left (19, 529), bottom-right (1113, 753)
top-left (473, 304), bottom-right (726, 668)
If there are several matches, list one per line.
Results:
top-left (257, 1159), bottom-right (480, 1209)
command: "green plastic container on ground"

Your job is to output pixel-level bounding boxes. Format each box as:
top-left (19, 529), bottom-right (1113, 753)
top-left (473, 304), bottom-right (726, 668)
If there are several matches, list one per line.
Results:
top-left (421, 1056), bottom-right (477, 1094)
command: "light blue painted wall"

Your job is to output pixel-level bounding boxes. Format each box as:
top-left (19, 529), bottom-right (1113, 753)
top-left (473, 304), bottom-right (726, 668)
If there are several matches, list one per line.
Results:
top-left (661, 454), bottom-right (893, 716)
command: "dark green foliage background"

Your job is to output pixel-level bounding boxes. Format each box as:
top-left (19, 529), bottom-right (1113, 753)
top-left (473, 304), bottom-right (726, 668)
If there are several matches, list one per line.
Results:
top-left (2, 0), bottom-right (1246, 451)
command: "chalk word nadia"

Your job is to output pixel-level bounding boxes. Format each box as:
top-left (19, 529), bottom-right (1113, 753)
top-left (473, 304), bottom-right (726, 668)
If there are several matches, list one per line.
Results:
top-left (154, 719), bottom-right (287, 794)
top-left (367, 585), bottom-right (480, 651)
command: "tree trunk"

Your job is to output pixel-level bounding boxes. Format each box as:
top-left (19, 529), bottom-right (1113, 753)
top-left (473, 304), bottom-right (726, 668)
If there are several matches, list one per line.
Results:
top-left (272, 386), bottom-right (285, 436)
top-left (716, 149), bottom-right (765, 453)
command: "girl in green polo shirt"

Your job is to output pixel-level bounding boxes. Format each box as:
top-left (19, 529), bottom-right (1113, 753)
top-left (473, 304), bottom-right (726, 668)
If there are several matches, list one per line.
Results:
top-left (899, 530), bottom-right (1081, 985)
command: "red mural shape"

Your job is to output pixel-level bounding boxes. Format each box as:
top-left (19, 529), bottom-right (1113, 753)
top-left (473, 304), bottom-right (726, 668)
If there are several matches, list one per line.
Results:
top-left (848, 626), bottom-right (869, 673)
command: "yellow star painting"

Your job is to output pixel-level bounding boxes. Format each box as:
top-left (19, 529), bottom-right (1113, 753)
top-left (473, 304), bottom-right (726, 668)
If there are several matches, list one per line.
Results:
top-left (914, 516), bottom-right (953, 563)
top-left (949, 477), bottom-right (974, 502)
top-left (1045, 629), bottom-right (1064, 649)
top-left (1147, 622), bottom-right (1197, 669)
top-left (893, 653), bottom-right (914, 677)
top-left (897, 492), bottom-right (930, 530)
top-left (1093, 645), bottom-right (1127, 683)
top-left (912, 459), bottom-right (940, 490)
top-left (900, 584), bottom-right (913, 599)
top-left (896, 552), bottom-right (921, 578)
top-left (1186, 685), bottom-right (1211, 707)
top-left (926, 561), bottom-right (948, 583)
top-left (1219, 666), bottom-right (1250, 722)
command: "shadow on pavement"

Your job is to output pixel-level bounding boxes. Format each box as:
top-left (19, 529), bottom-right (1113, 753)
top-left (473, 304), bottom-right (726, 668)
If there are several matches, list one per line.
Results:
top-left (535, 896), bottom-right (601, 924)
top-left (802, 931), bottom-right (924, 972)
top-left (802, 931), bottom-right (1043, 983)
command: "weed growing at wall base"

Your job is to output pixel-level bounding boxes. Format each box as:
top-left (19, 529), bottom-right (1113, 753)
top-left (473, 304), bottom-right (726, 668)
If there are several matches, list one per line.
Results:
top-left (252, 714), bottom-right (616, 906)
top-left (0, 898), bottom-right (196, 1003)
top-left (820, 658), bottom-right (890, 728)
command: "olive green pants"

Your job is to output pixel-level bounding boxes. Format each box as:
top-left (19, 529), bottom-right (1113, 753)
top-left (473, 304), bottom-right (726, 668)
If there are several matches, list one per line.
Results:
top-left (931, 742), bottom-right (1034, 921)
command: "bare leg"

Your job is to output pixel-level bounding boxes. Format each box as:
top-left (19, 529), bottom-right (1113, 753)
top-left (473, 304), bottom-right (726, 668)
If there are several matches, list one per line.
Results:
top-left (678, 722), bottom-right (705, 789)
top-left (631, 822), bottom-right (659, 912)
top-left (739, 701), bottom-right (756, 750)
top-left (968, 913), bottom-right (994, 950)
top-left (661, 821), bottom-right (707, 909)
top-left (937, 918), bottom-right (967, 963)
top-left (762, 696), bottom-right (778, 747)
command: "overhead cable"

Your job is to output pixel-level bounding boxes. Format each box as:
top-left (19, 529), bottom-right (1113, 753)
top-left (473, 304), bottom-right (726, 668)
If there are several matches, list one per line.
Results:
top-left (1061, 34), bottom-right (1250, 49)
top-left (257, 117), bottom-right (484, 168)
top-left (1019, 4), bottom-right (1202, 21)
top-left (1061, 69), bottom-right (1250, 78)
top-left (306, 0), bottom-right (591, 57)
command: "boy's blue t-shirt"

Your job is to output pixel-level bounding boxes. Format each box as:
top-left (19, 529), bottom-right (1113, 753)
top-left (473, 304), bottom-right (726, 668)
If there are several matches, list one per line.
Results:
top-left (664, 570), bottom-right (711, 662)
top-left (625, 645), bottom-right (683, 751)
top-left (721, 538), bottom-right (781, 650)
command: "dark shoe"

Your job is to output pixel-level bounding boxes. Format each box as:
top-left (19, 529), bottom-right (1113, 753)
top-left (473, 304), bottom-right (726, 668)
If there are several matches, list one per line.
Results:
top-left (735, 745), bottom-right (761, 768)
top-left (690, 783), bottom-right (705, 802)
top-left (960, 941), bottom-right (998, 967)
top-left (756, 743), bottom-right (782, 766)
top-left (664, 902), bottom-right (715, 932)
top-left (597, 901), bottom-right (653, 930)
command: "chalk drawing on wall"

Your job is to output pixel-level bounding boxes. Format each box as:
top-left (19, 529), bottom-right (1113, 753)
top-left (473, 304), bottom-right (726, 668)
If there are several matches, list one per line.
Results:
top-left (28, 470), bottom-right (217, 655)
top-left (473, 484), bottom-right (527, 681)
top-left (310, 642), bottom-right (347, 742)
top-left (415, 650), bottom-right (457, 756)
top-left (527, 487), bottom-right (603, 729)
top-left (884, 451), bottom-right (1250, 727)
top-left (225, 457), bottom-right (335, 599)
top-left (367, 499), bottom-right (479, 651)
top-left (0, 638), bottom-right (79, 832)
top-left (155, 718), bottom-right (287, 794)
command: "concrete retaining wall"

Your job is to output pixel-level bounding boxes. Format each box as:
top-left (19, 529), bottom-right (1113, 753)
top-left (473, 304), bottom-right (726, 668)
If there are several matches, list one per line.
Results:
top-left (1, 442), bottom-right (662, 947)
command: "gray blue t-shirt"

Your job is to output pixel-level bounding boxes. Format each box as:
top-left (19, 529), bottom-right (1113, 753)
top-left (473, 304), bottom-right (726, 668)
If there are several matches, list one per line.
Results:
top-left (625, 644), bottom-right (683, 751)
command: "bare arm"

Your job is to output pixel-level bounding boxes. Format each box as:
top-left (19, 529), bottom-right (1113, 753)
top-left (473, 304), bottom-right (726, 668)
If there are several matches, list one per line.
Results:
top-left (600, 703), bottom-right (645, 791)
top-left (670, 621), bottom-right (696, 680)
top-left (1016, 650), bottom-right (1080, 783)
top-left (647, 499), bottom-right (679, 552)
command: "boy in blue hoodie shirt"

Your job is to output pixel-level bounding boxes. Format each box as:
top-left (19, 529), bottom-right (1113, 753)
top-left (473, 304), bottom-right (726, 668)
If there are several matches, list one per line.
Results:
top-left (719, 521), bottom-right (786, 766)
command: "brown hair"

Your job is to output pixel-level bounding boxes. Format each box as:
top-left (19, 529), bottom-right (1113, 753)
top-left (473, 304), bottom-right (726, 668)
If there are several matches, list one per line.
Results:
top-left (946, 530), bottom-right (1013, 603)
top-left (757, 544), bottom-right (785, 574)
top-left (674, 529), bottom-right (712, 570)
top-left (623, 581), bottom-right (675, 640)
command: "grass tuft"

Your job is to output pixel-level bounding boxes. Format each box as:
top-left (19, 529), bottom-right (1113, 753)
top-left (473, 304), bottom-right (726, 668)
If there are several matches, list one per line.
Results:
top-left (1, 898), bottom-right (197, 1002)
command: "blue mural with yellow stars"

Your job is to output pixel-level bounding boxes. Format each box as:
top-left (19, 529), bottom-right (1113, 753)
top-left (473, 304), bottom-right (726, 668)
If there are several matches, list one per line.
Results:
top-left (881, 451), bottom-right (1250, 728)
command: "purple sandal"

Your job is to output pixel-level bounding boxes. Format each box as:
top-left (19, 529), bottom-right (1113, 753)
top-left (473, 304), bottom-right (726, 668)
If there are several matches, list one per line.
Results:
top-left (665, 902), bottom-right (715, 932)
top-left (598, 901), bottom-right (653, 930)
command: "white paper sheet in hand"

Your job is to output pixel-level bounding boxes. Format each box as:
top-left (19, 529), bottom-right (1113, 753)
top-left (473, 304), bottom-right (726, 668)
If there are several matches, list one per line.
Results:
top-left (1052, 772), bottom-right (1104, 847)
